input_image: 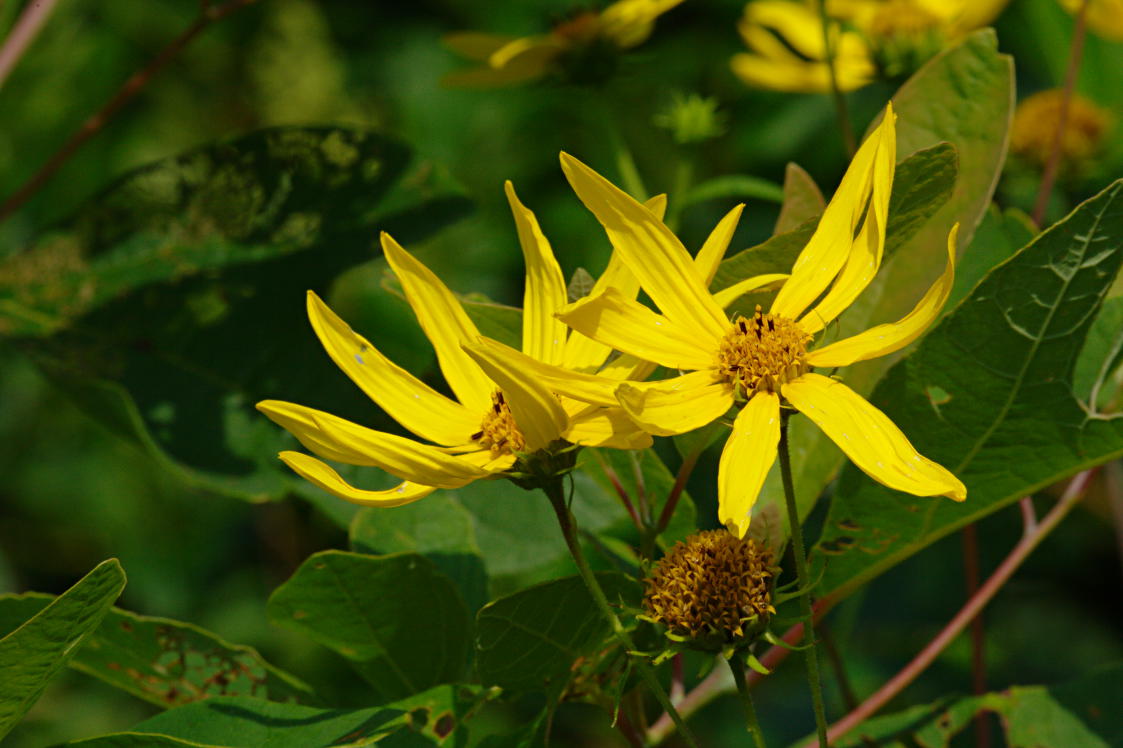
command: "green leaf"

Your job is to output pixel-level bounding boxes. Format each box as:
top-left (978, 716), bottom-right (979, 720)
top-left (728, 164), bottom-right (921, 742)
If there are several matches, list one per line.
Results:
top-left (773, 162), bottom-right (825, 235)
top-left (684, 174), bottom-right (785, 206)
top-left (0, 595), bottom-right (311, 708)
top-left (0, 559), bottom-right (125, 740)
top-left (350, 494), bottom-right (489, 616)
top-left (947, 204), bottom-right (1036, 312)
top-left (831, 663), bottom-right (1123, 748)
top-left (1074, 296), bottom-right (1123, 412)
top-left (567, 267), bottom-right (597, 303)
top-left (475, 573), bottom-right (640, 694)
top-left (814, 180), bottom-right (1123, 605)
top-left (267, 550), bottom-right (471, 702)
top-left (0, 127), bottom-right (470, 500)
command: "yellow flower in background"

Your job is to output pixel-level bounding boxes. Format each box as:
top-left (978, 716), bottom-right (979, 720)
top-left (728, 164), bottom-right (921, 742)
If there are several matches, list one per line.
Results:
top-left (548, 104), bottom-right (966, 538)
top-left (257, 184), bottom-right (651, 507)
top-left (1011, 89), bottom-right (1113, 169)
top-left (732, 0), bottom-right (1009, 93)
top-left (1058, 0), bottom-right (1123, 41)
top-left (442, 0), bottom-right (684, 88)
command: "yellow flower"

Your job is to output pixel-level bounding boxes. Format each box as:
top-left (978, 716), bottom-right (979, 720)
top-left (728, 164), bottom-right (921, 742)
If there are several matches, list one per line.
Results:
top-left (544, 104), bottom-right (966, 537)
top-left (1011, 89), bottom-right (1114, 169)
top-left (731, 0), bottom-right (1008, 93)
top-left (442, 0), bottom-right (684, 88)
top-left (1058, 0), bottom-right (1123, 41)
top-left (257, 183), bottom-right (651, 507)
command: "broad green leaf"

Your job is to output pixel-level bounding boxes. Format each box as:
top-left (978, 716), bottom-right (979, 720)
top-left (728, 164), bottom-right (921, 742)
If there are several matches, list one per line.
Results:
top-left (1074, 296), bottom-right (1123, 412)
top-left (267, 550), bottom-right (471, 702)
top-left (380, 271), bottom-right (522, 350)
top-left (0, 559), bottom-right (125, 740)
top-left (0, 595), bottom-right (311, 708)
top-left (947, 204), bottom-right (1036, 311)
top-left (0, 127), bottom-right (470, 500)
top-left (350, 494), bottom-right (489, 615)
top-left (684, 174), bottom-right (785, 206)
top-left (475, 573), bottom-right (640, 694)
top-left (814, 180), bottom-right (1123, 605)
top-left (773, 162), bottom-right (825, 235)
top-left (831, 663), bottom-right (1123, 748)
top-left (767, 30), bottom-right (1013, 534)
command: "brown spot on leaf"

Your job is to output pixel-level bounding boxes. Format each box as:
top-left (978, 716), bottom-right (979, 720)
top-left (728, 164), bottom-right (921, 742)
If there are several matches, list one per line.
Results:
top-left (434, 712), bottom-right (455, 739)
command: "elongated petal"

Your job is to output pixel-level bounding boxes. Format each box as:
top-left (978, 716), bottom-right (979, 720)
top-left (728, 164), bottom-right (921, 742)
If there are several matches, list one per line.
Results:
top-left (442, 32), bottom-right (515, 61)
top-left (279, 451), bottom-right (436, 507)
top-left (695, 204), bottom-right (744, 285)
top-left (441, 64), bottom-right (548, 88)
top-left (806, 225), bottom-right (958, 368)
top-left (561, 153), bottom-right (728, 339)
top-left (456, 449), bottom-right (518, 473)
top-left (468, 336), bottom-right (620, 405)
top-left (771, 105), bottom-right (895, 320)
top-left (381, 233), bottom-right (494, 412)
top-left (645, 193), bottom-right (668, 219)
top-left (712, 273), bottom-right (789, 309)
top-left (800, 110), bottom-right (895, 332)
top-left (259, 400), bottom-right (490, 489)
top-left (306, 292), bottom-right (479, 446)
top-left (599, 0), bottom-right (685, 48)
top-left (257, 399), bottom-right (377, 466)
top-left (718, 392), bottom-right (780, 538)
top-left (782, 374), bottom-right (966, 500)
top-left (616, 371), bottom-right (733, 436)
top-left (462, 343), bottom-right (568, 451)
top-left (505, 182), bottom-right (568, 366)
top-left (489, 35), bottom-right (564, 71)
top-left (558, 288), bottom-right (718, 371)
top-left (563, 401), bottom-right (654, 449)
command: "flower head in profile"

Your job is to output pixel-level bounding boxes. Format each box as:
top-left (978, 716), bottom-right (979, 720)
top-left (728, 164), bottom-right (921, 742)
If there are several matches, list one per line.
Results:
top-left (442, 0), bottom-right (684, 88)
top-left (1011, 89), bottom-right (1113, 171)
top-left (731, 0), bottom-right (1009, 93)
top-left (257, 184), bottom-right (650, 507)
top-left (549, 104), bottom-right (966, 537)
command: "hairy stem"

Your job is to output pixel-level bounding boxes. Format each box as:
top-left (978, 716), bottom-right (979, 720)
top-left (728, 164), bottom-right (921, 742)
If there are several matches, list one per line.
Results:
top-left (730, 657), bottom-right (768, 748)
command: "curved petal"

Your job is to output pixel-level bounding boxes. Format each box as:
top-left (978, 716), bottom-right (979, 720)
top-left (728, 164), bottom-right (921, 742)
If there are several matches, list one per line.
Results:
top-left (599, 0), bottom-right (685, 48)
top-left (563, 401), bottom-right (654, 449)
top-left (718, 392), bottom-right (781, 538)
top-left (616, 370), bottom-right (733, 436)
top-left (489, 35), bottom-right (565, 71)
top-left (805, 225), bottom-right (957, 368)
top-left (468, 336), bottom-right (620, 405)
top-left (744, 1), bottom-right (828, 58)
top-left (695, 204), bottom-right (745, 285)
top-left (306, 291), bottom-right (479, 446)
top-left (558, 288), bottom-right (718, 371)
top-left (381, 233), bottom-right (494, 412)
top-left (462, 342), bottom-right (568, 452)
top-left (560, 153), bottom-right (728, 339)
top-left (781, 374), bottom-right (966, 500)
top-left (256, 398), bottom-right (377, 466)
top-left (771, 105), bottom-right (895, 320)
top-left (505, 182), bottom-right (568, 366)
top-left (645, 193), bottom-right (669, 220)
top-left (279, 451), bottom-right (437, 508)
top-left (259, 400), bottom-right (490, 489)
top-left (712, 273), bottom-right (789, 309)
top-left (456, 449), bottom-right (518, 473)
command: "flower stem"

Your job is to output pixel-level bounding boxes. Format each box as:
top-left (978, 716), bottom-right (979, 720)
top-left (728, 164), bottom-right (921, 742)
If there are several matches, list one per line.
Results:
top-left (778, 413), bottom-right (829, 747)
top-left (816, 0), bottom-right (856, 157)
top-left (729, 657), bottom-right (768, 748)
top-left (544, 482), bottom-right (700, 748)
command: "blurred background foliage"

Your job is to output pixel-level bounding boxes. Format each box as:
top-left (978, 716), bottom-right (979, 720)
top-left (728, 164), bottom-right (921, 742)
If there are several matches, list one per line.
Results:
top-left (0, 0), bottom-right (1121, 745)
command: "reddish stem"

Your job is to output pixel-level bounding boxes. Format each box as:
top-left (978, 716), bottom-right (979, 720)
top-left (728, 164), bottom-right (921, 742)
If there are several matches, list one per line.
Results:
top-left (592, 451), bottom-right (643, 532)
top-left (0, 0), bottom-right (61, 89)
top-left (961, 523), bottom-right (989, 748)
top-left (656, 448), bottom-right (701, 534)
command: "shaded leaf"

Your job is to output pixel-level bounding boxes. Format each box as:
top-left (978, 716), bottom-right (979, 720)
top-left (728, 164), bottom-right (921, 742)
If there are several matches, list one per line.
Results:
top-left (567, 267), bottom-right (597, 303)
top-left (774, 162), bottom-right (825, 235)
top-left (948, 204), bottom-right (1036, 311)
top-left (684, 174), bottom-right (785, 206)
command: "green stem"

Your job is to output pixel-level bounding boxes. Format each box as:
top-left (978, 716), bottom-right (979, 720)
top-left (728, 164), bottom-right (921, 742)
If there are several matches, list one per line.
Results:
top-left (729, 658), bottom-right (768, 748)
top-left (816, 0), bottom-right (856, 157)
top-left (666, 156), bottom-right (693, 233)
top-left (544, 482), bottom-right (700, 748)
top-left (778, 413), bottom-right (829, 747)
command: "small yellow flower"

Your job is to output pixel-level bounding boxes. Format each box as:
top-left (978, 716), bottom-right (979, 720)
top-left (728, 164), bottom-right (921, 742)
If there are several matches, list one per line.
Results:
top-left (731, 0), bottom-right (1008, 93)
top-left (1058, 0), bottom-right (1123, 41)
top-left (540, 104), bottom-right (965, 538)
top-left (1011, 89), bottom-right (1113, 169)
top-left (442, 0), bottom-right (684, 88)
top-left (257, 183), bottom-right (650, 507)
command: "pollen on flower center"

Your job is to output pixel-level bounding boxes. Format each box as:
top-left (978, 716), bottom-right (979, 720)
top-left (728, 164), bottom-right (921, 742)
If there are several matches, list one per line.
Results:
top-left (716, 305), bottom-right (810, 395)
top-left (472, 391), bottom-right (526, 457)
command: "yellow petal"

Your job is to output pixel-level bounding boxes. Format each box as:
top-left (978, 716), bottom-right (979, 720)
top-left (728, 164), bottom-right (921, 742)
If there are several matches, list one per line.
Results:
top-left (462, 342), bottom-right (568, 452)
top-left (712, 273), bottom-right (789, 309)
top-left (489, 35), bottom-right (565, 71)
top-left (771, 105), bottom-right (895, 320)
top-left (505, 182), bottom-right (568, 366)
top-left (456, 449), bottom-right (518, 473)
top-left (695, 204), bottom-right (745, 285)
top-left (306, 292), bottom-right (480, 446)
top-left (558, 288), bottom-right (719, 371)
top-left (800, 110), bottom-right (895, 332)
top-left (599, 0), bottom-right (685, 48)
top-left (563, 401), bottom-right (654, 449)
top-left (279, 451), bottom-right (437, 508)
top-left (616, 371), bottom-right (733, 436)
top-left (468, 336), bottom-right (620, 405)
top-left (381, 233), bottom-right (494, 412)
top-left (806, 225), bottom-right (958, 368)
top-left (258, 400), bottom-right (490, 489)
top-left (645, 193), bottom-right (669, 220)
top-left (561, 153), bottom-right (729, 340)
top-left (743, 1), bottom-right (829, 58)
top-left (781, 374), bottom-right (966, 500)
top-left (441, 64), bottom-right (549, 89)
top-left (442, 32), bottom-right (516, 61)
top-left (257, 399), bottom-right (377, 466)
top-left (718, 392), bottom-right (781, 539)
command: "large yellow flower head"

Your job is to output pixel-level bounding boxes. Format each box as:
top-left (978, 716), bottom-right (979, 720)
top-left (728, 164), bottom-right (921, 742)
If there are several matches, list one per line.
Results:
top-left (442, 0), bottom-right (684, 88)
top-left (544, 104), bottom-right (966, 537)
top-left (731, 0), bottom-right (1009, 93)
top-left (256, 183), bottom-right (650, 507)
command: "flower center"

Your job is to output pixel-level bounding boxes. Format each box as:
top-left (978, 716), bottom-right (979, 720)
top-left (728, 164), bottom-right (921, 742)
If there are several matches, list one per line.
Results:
top-left (716, 305), bottom-right (810, 395)
top-left (472, 391), bottom-right (526, 457)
